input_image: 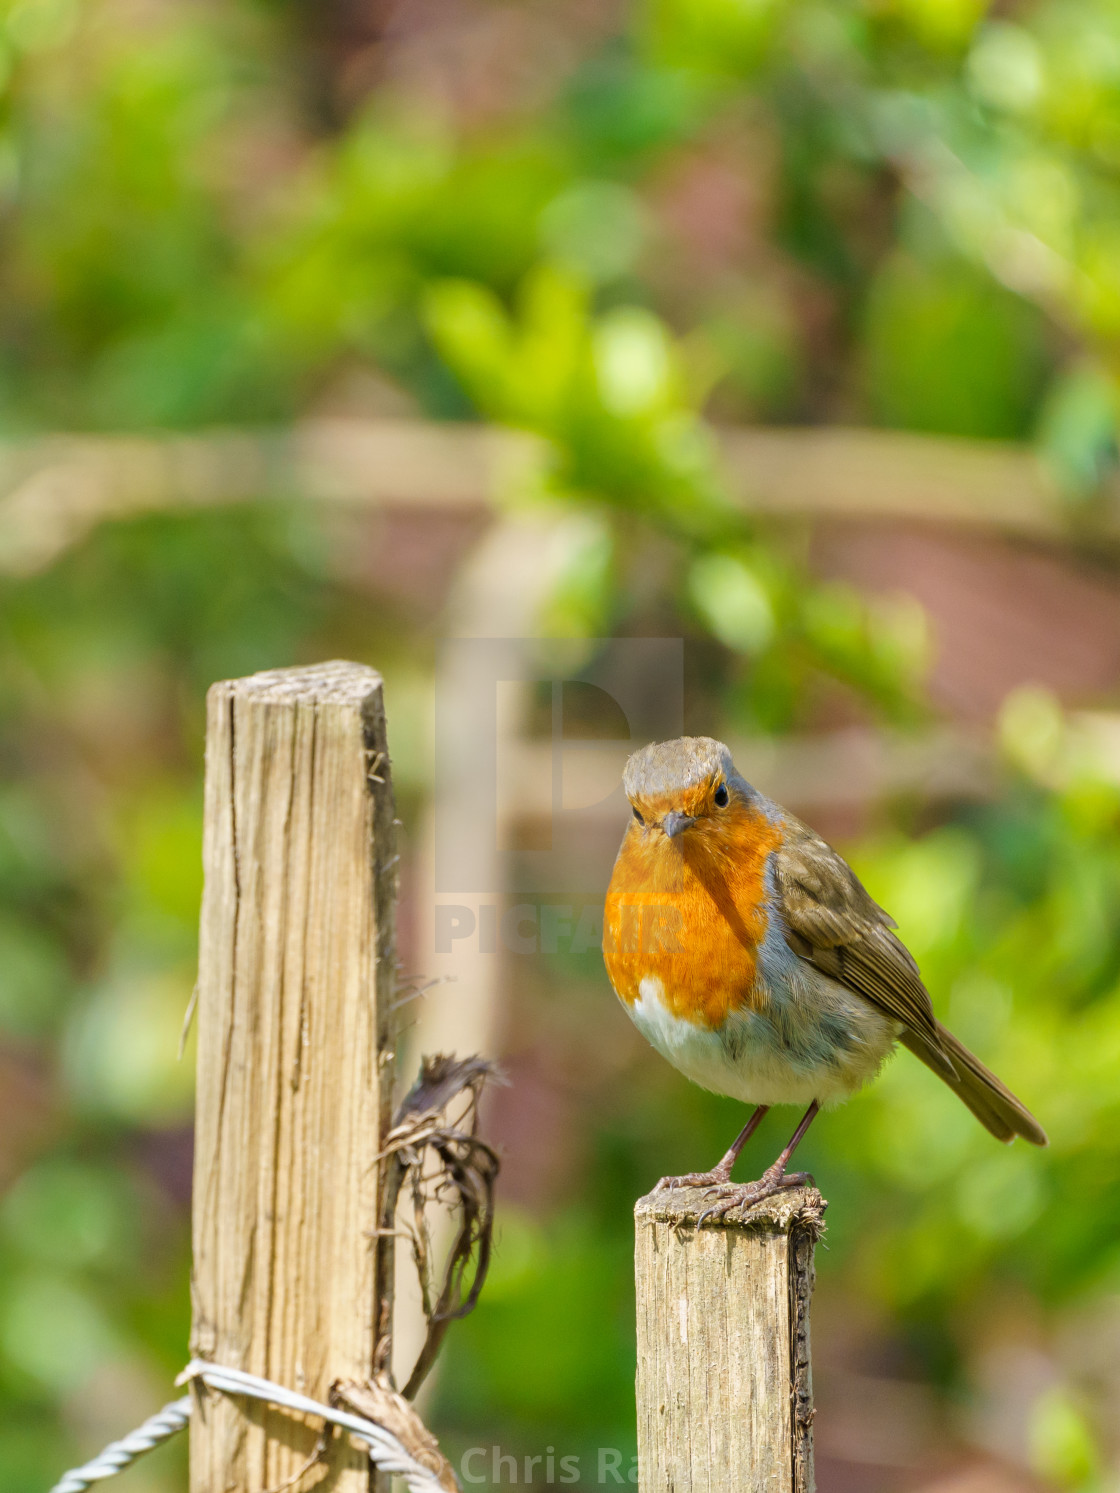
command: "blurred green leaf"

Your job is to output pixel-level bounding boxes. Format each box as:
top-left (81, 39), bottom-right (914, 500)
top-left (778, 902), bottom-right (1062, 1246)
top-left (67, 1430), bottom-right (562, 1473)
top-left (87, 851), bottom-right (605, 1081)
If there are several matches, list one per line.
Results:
top-left (1, 1272), bottom-right (120, 1392)
top-left (1037, 361), bottom-right (1119, 500)
top-left (0, 915), bottom-right (70, 1036)
top-left (61, 967), bottom-right (195, 1124)
top-left (687, 550), bottom-right (775, 652)
top-left (1029, 1388), bottom-right (1101, 1491)
top-left (1, 1160), bottom-right (133, 1269)
top-left (863, 253), bottom-right (1050, 439)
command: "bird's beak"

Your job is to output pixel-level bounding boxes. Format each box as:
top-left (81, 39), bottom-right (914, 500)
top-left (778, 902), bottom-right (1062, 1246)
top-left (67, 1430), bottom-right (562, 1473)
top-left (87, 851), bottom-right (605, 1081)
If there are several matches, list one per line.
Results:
top-left (662, 811), bottom-right (695, 838)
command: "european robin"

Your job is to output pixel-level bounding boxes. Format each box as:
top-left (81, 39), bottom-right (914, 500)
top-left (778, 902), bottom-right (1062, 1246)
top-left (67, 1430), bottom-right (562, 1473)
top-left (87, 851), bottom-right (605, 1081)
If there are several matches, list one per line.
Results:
top-left (602, 736), bottom-right (1046, 1223)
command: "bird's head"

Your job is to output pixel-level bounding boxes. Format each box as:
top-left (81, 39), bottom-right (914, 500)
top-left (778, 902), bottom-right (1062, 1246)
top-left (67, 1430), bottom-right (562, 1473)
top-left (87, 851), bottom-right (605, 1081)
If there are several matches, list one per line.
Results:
top-left (622, 736), bottom-right (755, 840)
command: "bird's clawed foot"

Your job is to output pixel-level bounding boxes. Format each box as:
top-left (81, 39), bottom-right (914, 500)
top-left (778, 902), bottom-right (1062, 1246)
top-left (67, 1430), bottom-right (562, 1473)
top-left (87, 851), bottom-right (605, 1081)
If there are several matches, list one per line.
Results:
top-left (694, 1168), bottom-right (813, 1228)
top-left (653, 1167), bottom-right (732, 1193)
top-left (653, 1100), bottom-right (820, 1225)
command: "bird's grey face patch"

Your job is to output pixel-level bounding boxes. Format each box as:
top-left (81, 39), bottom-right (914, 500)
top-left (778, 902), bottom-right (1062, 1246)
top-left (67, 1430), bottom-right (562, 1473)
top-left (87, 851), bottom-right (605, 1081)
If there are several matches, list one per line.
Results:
top-left (623, 735), bottom-right (735, 802)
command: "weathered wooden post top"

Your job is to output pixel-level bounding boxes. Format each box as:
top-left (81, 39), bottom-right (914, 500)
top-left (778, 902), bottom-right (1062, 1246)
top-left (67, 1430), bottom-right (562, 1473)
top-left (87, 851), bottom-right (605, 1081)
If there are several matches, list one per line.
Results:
top-left (635, 1183), bottom-right (824, 1493)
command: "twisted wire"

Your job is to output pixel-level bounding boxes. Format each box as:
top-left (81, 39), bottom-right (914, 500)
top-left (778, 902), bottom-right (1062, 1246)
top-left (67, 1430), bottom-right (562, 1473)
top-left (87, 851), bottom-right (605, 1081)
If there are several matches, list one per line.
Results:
top-left (48, 1397), bottom-right (192, 1493)
top-left (47, 1359), bottom-right (450, 1493)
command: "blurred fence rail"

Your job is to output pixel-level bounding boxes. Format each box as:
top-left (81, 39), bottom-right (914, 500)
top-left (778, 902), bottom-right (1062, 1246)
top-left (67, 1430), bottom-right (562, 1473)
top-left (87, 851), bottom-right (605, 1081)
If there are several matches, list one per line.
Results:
top-left (0, 417), bottom-right (1113, 576)
top-left (504, 727), bottom-right (995, 826)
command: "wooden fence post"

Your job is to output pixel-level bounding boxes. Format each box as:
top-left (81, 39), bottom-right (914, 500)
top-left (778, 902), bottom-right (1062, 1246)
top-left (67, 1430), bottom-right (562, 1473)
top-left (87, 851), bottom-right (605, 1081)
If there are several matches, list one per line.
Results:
top-left (189, 662), bottom-right (398, 1492)
top-left (634, 1185), bottom-right (825, 1493)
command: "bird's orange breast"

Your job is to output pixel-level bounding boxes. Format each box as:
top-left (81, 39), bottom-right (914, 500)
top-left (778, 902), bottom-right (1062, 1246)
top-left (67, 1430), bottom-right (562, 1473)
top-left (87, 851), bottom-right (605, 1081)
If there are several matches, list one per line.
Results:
top-left (602, 803), bottom-right (785, 1029)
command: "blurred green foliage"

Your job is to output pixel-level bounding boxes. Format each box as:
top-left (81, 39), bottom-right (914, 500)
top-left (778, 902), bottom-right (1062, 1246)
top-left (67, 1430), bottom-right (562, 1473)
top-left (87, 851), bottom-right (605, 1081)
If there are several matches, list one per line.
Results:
top-left (1, 0), bottom-right (1120, 1487)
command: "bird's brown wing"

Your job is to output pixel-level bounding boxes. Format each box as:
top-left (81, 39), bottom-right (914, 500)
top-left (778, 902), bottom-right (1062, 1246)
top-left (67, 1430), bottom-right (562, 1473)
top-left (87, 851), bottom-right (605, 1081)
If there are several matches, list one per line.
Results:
top-left (772, 815), bottom-right (956, 1079)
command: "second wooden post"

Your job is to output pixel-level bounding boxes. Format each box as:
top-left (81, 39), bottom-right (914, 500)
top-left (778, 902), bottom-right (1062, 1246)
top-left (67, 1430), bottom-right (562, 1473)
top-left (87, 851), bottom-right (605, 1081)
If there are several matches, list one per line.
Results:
top-left (189, 662), bottom-right (398, 1492)
top-left (635, 1185), bottom-right (824, 1493)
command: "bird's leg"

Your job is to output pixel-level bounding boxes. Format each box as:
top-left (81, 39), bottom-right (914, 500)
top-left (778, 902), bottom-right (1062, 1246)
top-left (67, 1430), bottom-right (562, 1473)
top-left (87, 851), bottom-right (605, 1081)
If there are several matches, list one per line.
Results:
top-left (696, 1100), bottom-right (820, 1227)
top-left (652, 1105), bottom-right (769, 1192)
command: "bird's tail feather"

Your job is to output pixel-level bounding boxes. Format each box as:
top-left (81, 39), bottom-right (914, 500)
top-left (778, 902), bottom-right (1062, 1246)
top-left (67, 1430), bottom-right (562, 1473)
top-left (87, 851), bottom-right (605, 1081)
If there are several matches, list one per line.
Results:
top-left (900, 1021), bottom-right (1047, 1147)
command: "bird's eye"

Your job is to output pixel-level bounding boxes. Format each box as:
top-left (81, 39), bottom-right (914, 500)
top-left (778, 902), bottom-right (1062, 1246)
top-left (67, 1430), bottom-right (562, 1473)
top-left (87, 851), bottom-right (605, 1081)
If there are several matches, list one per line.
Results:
top-left (632, 806), bottom-right (645, 825)
top-left (713, 783), bottom-right (729, 808)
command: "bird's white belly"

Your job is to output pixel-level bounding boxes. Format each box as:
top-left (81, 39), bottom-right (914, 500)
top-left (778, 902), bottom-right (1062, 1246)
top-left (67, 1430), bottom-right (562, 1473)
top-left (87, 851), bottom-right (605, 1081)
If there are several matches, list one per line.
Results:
top-left (626, 971), bottom-right (898, 1108)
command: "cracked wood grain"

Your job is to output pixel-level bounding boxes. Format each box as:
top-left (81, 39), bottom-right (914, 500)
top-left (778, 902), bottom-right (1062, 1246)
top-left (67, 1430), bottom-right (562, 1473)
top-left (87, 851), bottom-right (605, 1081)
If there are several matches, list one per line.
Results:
top-left (190, 662), bottom-right (397, 1493)
top-left (634, 1186), bottom-right (824, 1493)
